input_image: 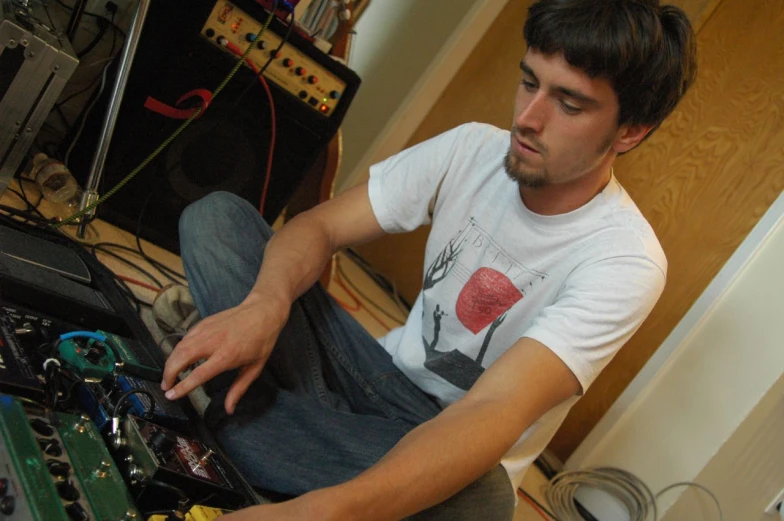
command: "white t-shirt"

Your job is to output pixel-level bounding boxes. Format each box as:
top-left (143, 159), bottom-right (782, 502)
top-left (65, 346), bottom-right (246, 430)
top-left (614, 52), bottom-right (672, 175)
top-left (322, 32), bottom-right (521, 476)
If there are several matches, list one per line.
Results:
top-left (367, 123), bottom-right (666, 491)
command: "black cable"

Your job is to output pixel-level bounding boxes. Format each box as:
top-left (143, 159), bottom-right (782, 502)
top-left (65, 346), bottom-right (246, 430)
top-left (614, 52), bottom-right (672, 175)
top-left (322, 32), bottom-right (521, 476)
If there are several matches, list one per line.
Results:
top-left (112, 388), bottom-right (156, 419)
top-left (343, 248), bottom-right (413, 312)
top-left (76, 16), bottom-right (109, 58)
top-left (53, 10), bottom-right (122, 111)
top-left (336, 259), bottom-right (406, 325)
top-left (4, 187), bottom-right (41, 216)
top-left (146, 479), bottom-right (188, 502)
top-left (54, 0), bottom-right (127, 37)
top-left (17, 177), bottom-right (44, 211)
top-left (90, 245), bottom-right (164, 288)
top-left (0, 204), bottom-right (52, 226)
top-left (90, 241), bottom-right (185, 284)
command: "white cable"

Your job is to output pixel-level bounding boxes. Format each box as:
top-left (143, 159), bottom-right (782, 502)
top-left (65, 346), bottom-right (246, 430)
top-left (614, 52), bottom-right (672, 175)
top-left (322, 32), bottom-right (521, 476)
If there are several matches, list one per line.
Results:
top-left (545, 467), bottom-right (724, 521)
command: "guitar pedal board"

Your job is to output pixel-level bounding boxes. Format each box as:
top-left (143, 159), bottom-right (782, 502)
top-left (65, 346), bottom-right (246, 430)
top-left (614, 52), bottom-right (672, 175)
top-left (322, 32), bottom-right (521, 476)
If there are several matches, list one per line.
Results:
top-left (0, 220), bottom-right (261, 519)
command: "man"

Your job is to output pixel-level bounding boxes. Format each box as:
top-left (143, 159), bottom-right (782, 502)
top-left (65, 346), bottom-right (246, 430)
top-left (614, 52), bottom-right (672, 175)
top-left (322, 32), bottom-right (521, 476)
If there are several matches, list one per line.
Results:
top-left (161, 0), bottom-right (697, 519)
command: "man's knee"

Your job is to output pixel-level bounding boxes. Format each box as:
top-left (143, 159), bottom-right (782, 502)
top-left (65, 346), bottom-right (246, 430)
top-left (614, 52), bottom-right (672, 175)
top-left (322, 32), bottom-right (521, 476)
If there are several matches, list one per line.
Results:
top-left (408, 465), bottom-right (515, 521)
top-left (180, 191), bottom-right (247, 236)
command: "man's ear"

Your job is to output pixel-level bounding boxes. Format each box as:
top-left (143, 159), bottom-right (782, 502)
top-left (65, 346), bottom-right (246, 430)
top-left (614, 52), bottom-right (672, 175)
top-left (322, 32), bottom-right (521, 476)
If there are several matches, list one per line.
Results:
top-left (613, 123), bottom-right (654, 154)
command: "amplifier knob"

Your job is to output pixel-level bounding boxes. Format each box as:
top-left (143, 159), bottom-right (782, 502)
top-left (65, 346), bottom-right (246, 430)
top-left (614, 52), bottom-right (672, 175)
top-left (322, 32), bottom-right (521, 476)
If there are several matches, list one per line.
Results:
top-left (65, 502), bottom-right (89, 521)
top-left (295, 67), bottom-right (306, 76)
top-left (256, 39), bottom-right (267, 49)
top-left (307, 75), bottom-right (318, 85)
top-left (38, 438), bottom-right (63, 457)
top-left (56, 480), bottom-right (80, 501)
top-left (30, 418), bottom-right (54, 436)
top-left (245, 32), bottom-right (257, 42)
top-left (0, 495), bottom-right (14, 515)
top-left (299, 90), bottom-right (307, 99)
top-left (270, 50), bottom-right (281, 58)
top-left (329, 90), bottom-right (341, 99)
top-left (205, 28), bottom-right (215, 38)
top-left (47, 460), bottom-right (71, 478)
top-left (282, 58), bottom-right (294, 67)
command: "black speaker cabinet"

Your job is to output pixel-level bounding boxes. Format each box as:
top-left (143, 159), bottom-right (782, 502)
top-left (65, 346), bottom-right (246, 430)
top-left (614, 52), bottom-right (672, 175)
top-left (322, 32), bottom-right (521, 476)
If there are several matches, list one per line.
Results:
top-left (68, 0), bottom-right (360, 253)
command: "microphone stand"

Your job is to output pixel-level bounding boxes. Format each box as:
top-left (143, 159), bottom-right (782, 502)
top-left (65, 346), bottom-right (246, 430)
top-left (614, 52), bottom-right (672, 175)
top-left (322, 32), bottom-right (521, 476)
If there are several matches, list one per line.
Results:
top-left (76, 0), bottom-right (151, 238)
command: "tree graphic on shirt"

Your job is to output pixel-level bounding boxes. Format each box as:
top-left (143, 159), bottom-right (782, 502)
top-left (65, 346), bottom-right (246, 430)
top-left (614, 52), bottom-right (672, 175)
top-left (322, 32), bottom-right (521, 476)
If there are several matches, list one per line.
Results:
top-left (423, 237), bottom-right (462, 291)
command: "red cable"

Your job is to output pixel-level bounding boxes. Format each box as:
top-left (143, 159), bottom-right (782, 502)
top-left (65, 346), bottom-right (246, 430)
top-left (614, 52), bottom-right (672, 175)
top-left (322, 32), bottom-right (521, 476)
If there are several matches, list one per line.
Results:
top-left (517, 489), bottom-right (553, 521)
top-left (225, 41), bottom-right (276, 216)
top-left (117, 275), bottom-right (161, 293)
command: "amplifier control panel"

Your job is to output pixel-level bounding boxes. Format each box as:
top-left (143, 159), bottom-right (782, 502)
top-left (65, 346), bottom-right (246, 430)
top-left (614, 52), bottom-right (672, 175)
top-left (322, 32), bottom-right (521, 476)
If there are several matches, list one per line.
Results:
top-left (201, 1), bottom-right (347, 116)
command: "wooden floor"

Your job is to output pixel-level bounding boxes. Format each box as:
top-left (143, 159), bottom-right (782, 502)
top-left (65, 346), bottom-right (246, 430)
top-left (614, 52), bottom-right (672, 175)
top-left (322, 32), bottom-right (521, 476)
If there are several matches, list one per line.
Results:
top-left (0, 178), bottom-right (554, 520)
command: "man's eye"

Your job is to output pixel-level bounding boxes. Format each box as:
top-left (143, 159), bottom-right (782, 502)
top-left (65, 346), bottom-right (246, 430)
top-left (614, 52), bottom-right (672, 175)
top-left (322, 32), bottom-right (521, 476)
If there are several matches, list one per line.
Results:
top-left (521, 80), bottom-right (537, 91)
top-left (560, 101), bottom-right (582, 115)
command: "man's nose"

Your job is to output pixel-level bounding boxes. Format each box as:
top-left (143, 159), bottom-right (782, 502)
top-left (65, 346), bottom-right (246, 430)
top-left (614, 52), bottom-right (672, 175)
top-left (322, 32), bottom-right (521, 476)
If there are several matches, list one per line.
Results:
top-left (514, 92), bottom-right (547, 134)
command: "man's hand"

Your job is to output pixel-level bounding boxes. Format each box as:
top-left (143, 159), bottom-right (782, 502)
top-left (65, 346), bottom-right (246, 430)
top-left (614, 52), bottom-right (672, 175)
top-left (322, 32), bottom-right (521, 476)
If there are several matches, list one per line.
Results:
top-left (161, 182), bottom-right (385, 414)
top-left (160, 292), bottom-right (289, 414)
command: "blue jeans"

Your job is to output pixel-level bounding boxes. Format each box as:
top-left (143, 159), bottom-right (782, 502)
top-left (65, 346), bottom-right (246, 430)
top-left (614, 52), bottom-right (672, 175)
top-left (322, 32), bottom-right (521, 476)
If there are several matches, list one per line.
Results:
top-left (179, 192), bottom-right (515, 520)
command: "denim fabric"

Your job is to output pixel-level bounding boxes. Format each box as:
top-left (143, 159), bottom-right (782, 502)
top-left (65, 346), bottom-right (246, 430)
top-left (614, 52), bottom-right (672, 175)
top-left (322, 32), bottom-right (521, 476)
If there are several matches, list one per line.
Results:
top-left (179, 192), bottom-right (515, 520)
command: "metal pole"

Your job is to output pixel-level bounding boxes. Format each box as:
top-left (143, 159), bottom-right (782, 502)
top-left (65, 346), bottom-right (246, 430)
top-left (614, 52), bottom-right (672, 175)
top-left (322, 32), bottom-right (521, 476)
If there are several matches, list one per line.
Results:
top-left (76, 0), bottom-right (151, 238)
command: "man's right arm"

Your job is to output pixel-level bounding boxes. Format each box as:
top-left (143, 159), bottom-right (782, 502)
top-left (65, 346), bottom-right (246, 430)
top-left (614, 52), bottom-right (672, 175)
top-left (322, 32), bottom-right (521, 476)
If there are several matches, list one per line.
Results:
top-left (160, 181), bottom-right (386, 412)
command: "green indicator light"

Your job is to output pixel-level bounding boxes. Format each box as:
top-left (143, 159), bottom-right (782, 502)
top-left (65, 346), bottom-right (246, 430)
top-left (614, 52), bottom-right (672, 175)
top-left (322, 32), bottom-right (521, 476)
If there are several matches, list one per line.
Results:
top-left (323, 98), bottom-right (327, 102)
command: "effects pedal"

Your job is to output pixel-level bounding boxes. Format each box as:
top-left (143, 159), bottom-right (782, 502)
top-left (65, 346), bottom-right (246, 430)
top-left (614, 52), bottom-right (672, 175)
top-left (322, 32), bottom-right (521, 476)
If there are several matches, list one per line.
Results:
top-left (76, 374), bottom-right (189, 433)
top-left (110, 416), bottom-right (248, 512)
top-left (0, 394), bottom-right (139, 520)
top-left (58, 330), bottom-right (163, 382)
top-left (0, 313), bottom-right (46, 400)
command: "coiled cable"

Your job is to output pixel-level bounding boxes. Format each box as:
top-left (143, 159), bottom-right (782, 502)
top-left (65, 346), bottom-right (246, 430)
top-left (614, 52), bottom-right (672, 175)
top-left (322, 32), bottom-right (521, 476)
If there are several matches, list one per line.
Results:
top-left (545, 466), bottom-right (723, 521)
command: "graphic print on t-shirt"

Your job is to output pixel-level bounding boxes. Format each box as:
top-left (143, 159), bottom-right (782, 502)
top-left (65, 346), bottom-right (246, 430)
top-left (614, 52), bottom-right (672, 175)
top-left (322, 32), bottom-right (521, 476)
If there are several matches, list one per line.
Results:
top-left (421, 219), bottom-right (547, 390)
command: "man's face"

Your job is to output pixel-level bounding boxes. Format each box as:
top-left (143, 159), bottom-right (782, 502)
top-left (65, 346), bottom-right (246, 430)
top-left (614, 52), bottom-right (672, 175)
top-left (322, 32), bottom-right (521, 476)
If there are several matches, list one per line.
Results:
top-left (505, 49), bottom-right (623, 189)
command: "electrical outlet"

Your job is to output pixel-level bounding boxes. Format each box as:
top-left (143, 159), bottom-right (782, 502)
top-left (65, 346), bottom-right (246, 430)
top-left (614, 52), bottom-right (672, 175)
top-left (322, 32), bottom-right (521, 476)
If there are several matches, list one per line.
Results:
top-left (765, 488), bottom-right (784, 515)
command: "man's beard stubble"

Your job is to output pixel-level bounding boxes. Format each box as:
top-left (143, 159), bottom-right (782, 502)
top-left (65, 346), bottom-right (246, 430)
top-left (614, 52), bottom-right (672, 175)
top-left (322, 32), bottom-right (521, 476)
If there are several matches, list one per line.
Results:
top-left (504, 147), bottom-right (549, 189)
top-left (503, 126), bottom-right (617, 190)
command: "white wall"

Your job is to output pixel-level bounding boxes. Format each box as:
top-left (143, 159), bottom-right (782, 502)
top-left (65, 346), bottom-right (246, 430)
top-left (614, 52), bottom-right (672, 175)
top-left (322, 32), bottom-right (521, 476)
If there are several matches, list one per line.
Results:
top-left (566, 191), bottom-right (784, 521)
top-left (337, 0), bottom-right (507, 191)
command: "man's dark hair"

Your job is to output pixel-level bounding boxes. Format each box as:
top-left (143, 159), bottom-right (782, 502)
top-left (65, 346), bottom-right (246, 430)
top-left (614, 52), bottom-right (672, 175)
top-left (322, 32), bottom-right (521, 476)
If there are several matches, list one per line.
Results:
top-left (524, 0), bottom-right (697, 134)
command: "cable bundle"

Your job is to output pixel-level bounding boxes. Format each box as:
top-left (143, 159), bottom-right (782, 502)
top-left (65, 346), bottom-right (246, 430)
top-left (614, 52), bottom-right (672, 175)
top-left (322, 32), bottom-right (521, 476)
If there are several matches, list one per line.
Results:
top-left (547, 467), bottom-right (657, 521)
top-left (545, 466), bottom-right (724, 521)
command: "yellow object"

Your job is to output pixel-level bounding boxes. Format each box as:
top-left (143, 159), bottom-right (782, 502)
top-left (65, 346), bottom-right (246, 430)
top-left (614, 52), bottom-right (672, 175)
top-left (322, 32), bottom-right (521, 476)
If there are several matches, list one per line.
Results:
top-left (188, 505), bottom-right (231, 521)
top-left (147, 505), bottom-right (231, 521)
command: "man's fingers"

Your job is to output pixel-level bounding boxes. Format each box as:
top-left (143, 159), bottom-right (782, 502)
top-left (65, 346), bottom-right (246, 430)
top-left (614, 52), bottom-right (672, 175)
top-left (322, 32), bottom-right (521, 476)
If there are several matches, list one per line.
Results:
top-left (224, 361), bottom-right (264, 414)
top-left (161, 334), bottom-right (213, 390)
top-left (164, 356), bottom-right (225, 400)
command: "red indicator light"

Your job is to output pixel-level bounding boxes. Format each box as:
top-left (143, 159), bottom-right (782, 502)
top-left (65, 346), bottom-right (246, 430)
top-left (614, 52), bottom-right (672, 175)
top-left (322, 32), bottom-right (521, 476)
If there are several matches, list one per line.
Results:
top-left (319, 104), bottom-right (329, 113)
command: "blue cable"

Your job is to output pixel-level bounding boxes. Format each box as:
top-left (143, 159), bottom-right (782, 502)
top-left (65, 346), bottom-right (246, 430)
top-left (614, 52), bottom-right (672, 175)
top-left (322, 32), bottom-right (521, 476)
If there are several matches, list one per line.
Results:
top-left (59, 331), bottom-right (107, 343)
